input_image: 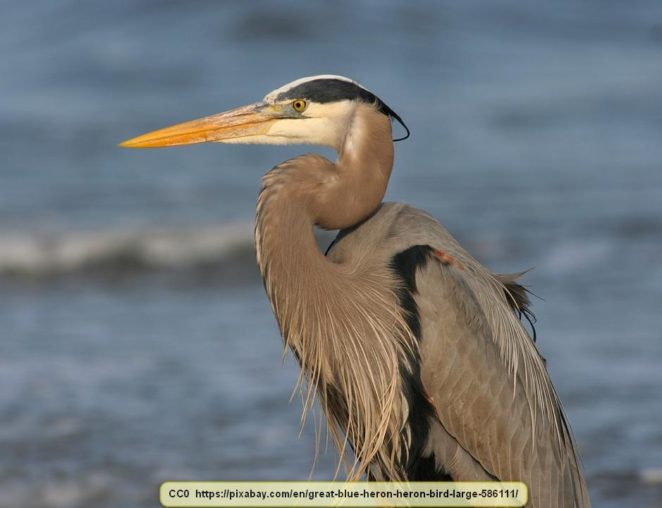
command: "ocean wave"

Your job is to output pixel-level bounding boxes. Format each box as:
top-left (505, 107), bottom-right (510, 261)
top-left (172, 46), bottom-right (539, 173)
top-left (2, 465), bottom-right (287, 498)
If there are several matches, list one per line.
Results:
top-left (0, 222), bottom-right (256, 279)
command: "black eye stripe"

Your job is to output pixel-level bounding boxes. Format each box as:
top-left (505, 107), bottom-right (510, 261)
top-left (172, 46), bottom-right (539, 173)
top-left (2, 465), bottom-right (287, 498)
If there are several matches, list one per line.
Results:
top-left (277, 79), bottom-right (377, 106)
top-left (276, 79), bottom-right (410, 142)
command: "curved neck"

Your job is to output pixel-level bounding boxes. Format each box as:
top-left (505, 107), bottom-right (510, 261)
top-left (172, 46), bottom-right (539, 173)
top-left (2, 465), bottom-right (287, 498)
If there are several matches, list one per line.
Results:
top-left (255, 104), bottom-right (394, 308)
top-left (255, 104), bottom-right (395, 339)
top-left (254, 107), bottom-right (413, 478)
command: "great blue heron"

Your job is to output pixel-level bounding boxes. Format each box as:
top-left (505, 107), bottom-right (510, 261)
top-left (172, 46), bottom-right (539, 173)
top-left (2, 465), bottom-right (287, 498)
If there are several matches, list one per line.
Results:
top-left (121, 75), bottom-right (590, 507)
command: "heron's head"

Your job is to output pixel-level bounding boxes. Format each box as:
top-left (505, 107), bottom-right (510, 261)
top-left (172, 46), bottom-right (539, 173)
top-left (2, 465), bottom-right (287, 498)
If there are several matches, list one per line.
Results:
top-left (120, 75), bottom-right (408, 152)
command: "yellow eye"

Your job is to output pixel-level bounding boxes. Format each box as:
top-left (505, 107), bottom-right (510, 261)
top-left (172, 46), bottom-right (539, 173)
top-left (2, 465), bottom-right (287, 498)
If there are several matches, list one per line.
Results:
top-left (292, 99), bottom-right (307, 113)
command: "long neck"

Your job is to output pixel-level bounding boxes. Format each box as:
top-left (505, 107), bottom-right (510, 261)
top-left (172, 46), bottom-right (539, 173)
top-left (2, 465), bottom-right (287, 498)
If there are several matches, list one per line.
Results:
top-left (254, 107), bottom-right (413, 478)
top-left (255, 105), bottom-right (394, 313)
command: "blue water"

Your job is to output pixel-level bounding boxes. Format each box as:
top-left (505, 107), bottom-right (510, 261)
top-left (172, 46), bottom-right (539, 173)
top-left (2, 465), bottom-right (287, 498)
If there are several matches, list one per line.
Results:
top-left (1, 1), bottom-right (662, 506)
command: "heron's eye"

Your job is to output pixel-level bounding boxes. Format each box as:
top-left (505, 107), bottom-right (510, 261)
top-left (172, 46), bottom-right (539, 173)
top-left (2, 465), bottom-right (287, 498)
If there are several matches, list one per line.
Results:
top-left (292, 99), bottom-right (307, 113)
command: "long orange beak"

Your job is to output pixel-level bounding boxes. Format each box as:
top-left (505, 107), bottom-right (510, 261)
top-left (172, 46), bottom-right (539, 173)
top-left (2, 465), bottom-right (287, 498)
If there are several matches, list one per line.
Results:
top-left (119, 102), bottom-right (277, 148)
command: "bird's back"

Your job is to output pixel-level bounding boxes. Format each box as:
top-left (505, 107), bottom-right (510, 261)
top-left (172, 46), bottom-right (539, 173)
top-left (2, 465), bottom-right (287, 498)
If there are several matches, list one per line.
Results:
top-left (327, 202), bottom-right (590, 508)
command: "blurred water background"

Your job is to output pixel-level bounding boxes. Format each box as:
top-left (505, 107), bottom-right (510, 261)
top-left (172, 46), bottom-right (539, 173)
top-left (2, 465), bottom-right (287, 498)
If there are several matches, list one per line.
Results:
top-left (1, 1), bottom-right (662, 506)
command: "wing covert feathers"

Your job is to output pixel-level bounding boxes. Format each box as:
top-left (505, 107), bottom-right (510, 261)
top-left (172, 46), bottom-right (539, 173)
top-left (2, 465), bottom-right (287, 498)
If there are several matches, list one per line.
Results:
top-left (389, 203), bottom-right (590, 507)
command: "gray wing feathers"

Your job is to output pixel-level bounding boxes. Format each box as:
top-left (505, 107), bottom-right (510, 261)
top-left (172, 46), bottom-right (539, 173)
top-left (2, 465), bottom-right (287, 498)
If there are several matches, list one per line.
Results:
top-left (381, 203), bottom-right (590, 508)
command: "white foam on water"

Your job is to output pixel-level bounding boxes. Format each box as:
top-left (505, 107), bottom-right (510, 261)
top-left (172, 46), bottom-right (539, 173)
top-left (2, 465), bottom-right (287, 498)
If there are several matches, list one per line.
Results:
top-left (0, 222), bottom-right (255, 276)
